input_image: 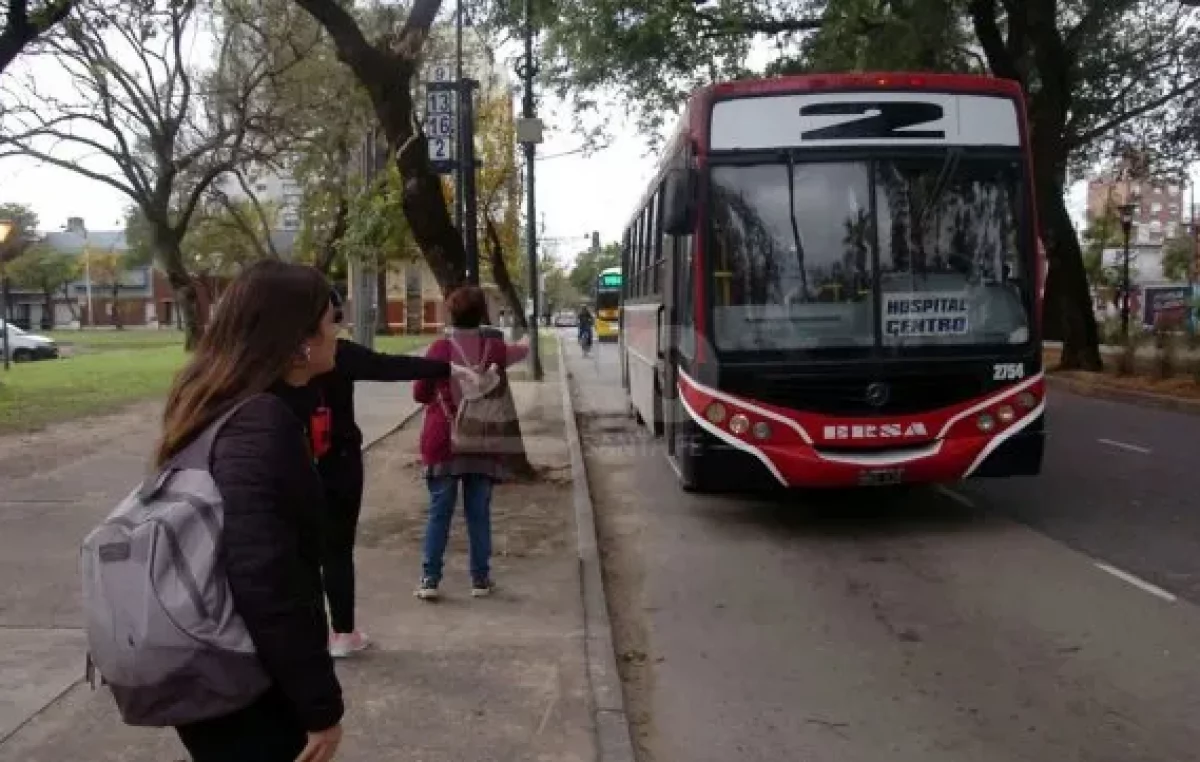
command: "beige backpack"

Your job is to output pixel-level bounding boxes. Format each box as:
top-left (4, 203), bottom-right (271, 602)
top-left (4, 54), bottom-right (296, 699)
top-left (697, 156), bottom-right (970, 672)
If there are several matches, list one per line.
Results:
top-left (441, 337), bottom-right (512, 456)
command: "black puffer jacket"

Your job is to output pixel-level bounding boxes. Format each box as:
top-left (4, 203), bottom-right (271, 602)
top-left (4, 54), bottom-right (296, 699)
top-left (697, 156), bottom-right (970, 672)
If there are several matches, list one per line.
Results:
top-left (209, 386), bottom-right (342, 732)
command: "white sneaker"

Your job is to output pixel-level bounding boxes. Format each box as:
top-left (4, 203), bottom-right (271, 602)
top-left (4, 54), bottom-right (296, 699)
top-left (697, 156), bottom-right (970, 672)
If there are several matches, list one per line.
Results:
top-left (329, 631), bottom-right (371, 659)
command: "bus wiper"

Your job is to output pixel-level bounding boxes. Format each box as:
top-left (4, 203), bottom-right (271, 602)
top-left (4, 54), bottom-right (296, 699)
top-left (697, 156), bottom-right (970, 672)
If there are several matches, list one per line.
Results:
top-left (784, 150), bottom-right (809, 301)
top-left (916, 147), bottom-right (962, 231)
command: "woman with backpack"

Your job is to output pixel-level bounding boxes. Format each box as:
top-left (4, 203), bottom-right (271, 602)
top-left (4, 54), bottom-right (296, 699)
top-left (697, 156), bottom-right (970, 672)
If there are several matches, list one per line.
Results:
top-left (311, 289), bottom-right (481, 658)
top-left (412, 286), bottom-right (529, 600)
top-left (154, 261), bottom-right (345, 762)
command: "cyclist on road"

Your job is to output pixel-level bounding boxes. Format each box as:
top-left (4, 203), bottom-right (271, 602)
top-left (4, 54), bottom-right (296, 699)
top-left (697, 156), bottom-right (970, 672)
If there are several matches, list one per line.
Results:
top-left (577, 306), bottom-right (595, 351)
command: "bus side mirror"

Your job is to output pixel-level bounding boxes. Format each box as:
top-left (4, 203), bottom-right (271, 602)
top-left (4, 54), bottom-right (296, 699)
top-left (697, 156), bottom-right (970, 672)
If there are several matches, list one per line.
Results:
top-left (663, 168), bottom-right (694, 236)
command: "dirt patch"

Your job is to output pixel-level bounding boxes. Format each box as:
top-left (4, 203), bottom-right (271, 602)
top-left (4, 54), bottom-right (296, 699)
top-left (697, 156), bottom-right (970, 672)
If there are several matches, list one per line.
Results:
top-left (0, 402), bottom-right (159, 481)
top-left (1044, 348), bottom-right (1200, 401)
top-left (357, 425), bottom-right (573, 563)
top-left (579, 412), bottom-right (660, 762)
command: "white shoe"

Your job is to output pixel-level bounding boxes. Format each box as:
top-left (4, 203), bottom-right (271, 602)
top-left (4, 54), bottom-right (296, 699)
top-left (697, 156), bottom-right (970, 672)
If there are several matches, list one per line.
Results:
top-left (329, 631), bottom-right (371, 659)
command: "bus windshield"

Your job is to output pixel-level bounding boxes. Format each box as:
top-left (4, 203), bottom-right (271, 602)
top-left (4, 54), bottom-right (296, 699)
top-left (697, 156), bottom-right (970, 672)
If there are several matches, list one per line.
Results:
top-left (708, 155), bottom-right (1032, 353)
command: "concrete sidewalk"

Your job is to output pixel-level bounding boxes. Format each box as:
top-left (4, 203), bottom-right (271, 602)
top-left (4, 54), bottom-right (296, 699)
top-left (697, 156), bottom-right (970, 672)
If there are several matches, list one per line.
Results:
top-left (0, 381), bottom-right (418, 752)
top-left (0, 346), bottom-right (605, 761)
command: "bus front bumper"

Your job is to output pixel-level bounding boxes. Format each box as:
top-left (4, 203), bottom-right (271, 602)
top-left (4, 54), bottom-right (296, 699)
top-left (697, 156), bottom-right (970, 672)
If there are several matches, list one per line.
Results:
top-left (686, 414), bottom-right (1045, 490)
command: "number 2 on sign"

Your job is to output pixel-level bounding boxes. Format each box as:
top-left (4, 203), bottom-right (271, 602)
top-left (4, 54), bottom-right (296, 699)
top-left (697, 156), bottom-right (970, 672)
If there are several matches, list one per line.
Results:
top-left (993, 363), bottom-right (1025, 381)
top-left (429, 138), bottom-right (449, 159)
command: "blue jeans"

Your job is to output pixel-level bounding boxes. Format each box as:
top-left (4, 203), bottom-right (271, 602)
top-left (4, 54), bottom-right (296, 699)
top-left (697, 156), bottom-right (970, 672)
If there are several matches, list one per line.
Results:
top-left (422, 475), bottom-right (493, 583)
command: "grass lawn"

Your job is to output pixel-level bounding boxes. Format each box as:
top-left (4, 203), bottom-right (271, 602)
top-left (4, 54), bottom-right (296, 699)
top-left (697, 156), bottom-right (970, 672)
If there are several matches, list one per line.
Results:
top-left (44, 328), bottom-right (186, 352)
top-left (373, 334), bottom-right (433, 355)
top-left (0, 332), bottom-right (436, 434)
top-left (0, 346), bottom-right (185, 433)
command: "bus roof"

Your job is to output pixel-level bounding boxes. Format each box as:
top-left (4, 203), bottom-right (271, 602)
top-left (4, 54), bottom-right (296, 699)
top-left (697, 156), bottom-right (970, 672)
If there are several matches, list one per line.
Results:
top-left (698, 72), bottom-right (1024, 103)
top-left (621, 72), bottom-right (1029, 231)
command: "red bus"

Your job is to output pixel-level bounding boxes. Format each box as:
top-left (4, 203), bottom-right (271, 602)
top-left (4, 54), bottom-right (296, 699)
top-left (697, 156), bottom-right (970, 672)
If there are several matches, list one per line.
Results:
top-left (618, 72), bottom-right (1046, 492)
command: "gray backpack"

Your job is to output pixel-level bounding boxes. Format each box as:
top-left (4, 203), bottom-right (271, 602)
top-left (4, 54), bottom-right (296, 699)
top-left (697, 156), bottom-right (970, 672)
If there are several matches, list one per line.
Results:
top-left (80, 397), bottom-right (271, 727)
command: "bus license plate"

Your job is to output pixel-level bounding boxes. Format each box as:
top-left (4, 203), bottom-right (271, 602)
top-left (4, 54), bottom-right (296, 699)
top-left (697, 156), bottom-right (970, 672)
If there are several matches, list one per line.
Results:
top-left (857, 467), bottom-right (905, 486)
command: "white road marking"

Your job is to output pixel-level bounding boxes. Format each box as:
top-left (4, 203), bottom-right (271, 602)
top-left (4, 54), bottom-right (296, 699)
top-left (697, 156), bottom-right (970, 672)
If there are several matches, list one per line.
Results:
top-left (934, 485), bottom-right (976, 509)
top-left (1094, 562), bottom-right (1177, 603)
top-left (664, 453), bottom-right (684, 482)
top-left (1098, 438), bottom-right (1152, 455)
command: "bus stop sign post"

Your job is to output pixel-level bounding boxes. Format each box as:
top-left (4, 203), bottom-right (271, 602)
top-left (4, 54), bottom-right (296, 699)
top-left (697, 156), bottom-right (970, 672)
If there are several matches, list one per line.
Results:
top-left (517, 0), bottom-right (544, 380)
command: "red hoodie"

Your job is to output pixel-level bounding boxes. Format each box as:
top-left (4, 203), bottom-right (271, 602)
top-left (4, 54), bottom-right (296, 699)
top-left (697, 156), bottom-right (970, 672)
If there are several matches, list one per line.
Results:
top-left (412, 330), bottom-right (530, 467)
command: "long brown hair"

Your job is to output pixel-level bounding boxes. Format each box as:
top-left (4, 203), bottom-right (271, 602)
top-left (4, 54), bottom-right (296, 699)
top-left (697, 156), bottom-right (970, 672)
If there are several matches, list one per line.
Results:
top-left (155, 260), bottom-right (331, 466)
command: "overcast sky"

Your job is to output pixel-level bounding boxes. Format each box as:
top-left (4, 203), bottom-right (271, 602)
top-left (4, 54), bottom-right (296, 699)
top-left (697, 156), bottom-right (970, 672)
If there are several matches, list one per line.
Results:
top-left (1, 26), bottom-right (1195, 268)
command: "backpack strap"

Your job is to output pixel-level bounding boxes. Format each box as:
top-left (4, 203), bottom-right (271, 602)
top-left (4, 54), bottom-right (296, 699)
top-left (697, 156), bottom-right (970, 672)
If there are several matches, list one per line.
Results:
top-left (140, 394), bottom-right (268, 501)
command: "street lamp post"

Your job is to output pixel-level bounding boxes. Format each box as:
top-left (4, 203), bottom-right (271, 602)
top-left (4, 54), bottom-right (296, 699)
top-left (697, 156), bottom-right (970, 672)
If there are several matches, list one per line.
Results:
top-left (0, 219), bottom-right (13, 371)
top-left (1117, 202), bottom-right (1137, 341)
top-left (515, 0), bottom-right (544, 381)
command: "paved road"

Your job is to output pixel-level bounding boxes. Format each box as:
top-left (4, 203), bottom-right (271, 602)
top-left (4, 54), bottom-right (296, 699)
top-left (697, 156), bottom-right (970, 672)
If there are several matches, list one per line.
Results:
top-left (565, 335), bottom-right (1200, 762)
top-left (958, 390), bottom-right (1200, 603)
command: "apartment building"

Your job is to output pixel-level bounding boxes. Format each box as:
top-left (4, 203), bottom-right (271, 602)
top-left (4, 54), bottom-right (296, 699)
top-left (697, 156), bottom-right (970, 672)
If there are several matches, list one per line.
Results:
top-left (1085, 175), bottom-right (1189, 247)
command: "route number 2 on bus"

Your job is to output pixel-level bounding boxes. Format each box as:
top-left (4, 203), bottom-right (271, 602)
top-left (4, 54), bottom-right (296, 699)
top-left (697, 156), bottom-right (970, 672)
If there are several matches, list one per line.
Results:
top-left (993, 363), bottom-right (1025, 381)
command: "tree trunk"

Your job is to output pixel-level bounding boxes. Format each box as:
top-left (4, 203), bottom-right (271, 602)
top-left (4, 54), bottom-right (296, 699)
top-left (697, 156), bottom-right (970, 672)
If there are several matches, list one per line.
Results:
top-left (484, 212), bottom-right (528, 339)
top-left (111, 281), bottom-right (124, 330)
top-left (1035, 176), bottom-right (1103, 371)
top-left (476, 214), bottom-right (535, 479)
top-left (59, 285), bottom-right (78, 321)
top-left (313, 196), bottom-right (349, 275)
top-left (41, 288), bottom-right (54, 329)
top-left (153, 226), bottom-right (203, 349)
top-left (375, 266), bottom-right (391, 335)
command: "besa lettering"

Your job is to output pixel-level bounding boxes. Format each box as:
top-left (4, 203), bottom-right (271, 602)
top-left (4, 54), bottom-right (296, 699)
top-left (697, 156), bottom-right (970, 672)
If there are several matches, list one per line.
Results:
top-left (823, 423), bottom-right (929, 441)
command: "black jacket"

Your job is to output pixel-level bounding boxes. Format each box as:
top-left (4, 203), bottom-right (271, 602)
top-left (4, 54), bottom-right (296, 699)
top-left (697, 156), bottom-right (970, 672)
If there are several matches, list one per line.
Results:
top-left (210, 386), bottom-right (342, 732)
top-left (310, 339), bottom-right (450, 457)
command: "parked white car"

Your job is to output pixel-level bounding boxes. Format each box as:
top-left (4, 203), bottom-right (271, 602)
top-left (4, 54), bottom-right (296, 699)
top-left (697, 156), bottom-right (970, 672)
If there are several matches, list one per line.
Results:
top-left (0, 320), bottom-right (60, 362)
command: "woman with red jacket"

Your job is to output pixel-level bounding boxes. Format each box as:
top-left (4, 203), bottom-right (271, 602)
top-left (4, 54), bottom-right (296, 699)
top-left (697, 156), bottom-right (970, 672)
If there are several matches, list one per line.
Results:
top-left (412, 286), bottom-right (529, 599)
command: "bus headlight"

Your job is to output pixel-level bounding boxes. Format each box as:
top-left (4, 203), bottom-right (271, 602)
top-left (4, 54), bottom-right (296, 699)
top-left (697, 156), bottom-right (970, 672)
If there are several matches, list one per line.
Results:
top-left (705, 402), bottom-right (727, 424)
top-left (1016, 391), bottom-right (1037, 409)
top-left (996, 405), bottom-right (1015, 424)
top-left (752, 421), bottom-right (772, 441)
top-left (729, 414), bottom-right (750, 435)
top-left (976, 413), bottom-right (996, 433)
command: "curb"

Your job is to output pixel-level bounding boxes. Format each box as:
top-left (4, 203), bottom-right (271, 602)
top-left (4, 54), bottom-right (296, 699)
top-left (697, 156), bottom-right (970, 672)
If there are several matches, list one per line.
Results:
top-left (361, 402), bottom-right (424, 452)
top-left (1047, 375), bottom-right (1200, 416)
top-left (557, 338), bottom-right (638, 762)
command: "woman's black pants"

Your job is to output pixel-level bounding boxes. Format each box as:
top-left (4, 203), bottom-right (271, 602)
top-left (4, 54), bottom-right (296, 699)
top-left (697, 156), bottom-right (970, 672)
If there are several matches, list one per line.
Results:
top-left (318, 450), bottom-right (365, 634)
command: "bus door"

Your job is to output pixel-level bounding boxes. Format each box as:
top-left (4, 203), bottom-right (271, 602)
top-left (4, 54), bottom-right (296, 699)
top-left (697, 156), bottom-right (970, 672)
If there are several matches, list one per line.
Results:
top-left (663, 234), bottom-right (681, 454)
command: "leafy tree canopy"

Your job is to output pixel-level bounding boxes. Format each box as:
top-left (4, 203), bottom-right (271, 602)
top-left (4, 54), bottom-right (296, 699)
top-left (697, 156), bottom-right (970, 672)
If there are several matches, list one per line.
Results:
top-left (569, 241), bottom-right (620, 296)
top-left (478, 0), bottom-right (1200, 369)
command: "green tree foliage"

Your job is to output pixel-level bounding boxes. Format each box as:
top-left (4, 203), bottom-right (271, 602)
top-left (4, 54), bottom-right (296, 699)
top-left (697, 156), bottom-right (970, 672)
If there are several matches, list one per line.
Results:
top-left (0, 202), bottom-right (39, 260)
top-left (292, 0), bottom-right (472, 292)
top-left (479, 0), bottom-right (1200, 370)
top-left (183, 199), bottom-right (280, 274)
top-left (6, 242), bottom-right (79, 322)
top-left (339, 163), bottom-right (419, 269)
top-left (239, 0), bottom-right (376, 275)
top-left (569, 241), bottom-right (620, 296)
top-left (1163, 235), bottom-right (1197, 283)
